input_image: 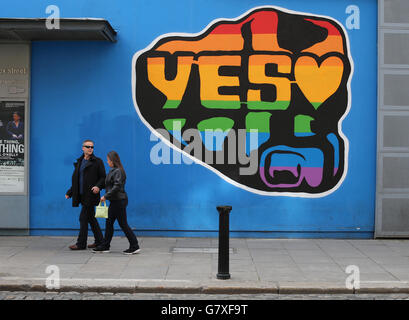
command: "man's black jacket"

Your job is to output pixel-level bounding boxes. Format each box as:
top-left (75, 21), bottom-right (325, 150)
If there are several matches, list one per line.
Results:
top-left (66, 154), bottom-right (106, 207)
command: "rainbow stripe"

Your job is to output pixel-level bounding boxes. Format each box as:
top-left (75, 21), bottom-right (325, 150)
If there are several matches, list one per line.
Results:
top-left (259, 146), bottom-right (324, 188)
top-left (302, 19), bottom-right (344, 55)
top-left (147, 56), bottom-right (194, 108)
top-left (199, 55), bottom-right (241, 109)
top-left (148, 11), bottom-right (345, 111)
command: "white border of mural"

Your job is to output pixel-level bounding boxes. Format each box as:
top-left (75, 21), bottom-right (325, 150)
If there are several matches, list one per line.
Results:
top-left (131, 5), bottom-right (354, 198)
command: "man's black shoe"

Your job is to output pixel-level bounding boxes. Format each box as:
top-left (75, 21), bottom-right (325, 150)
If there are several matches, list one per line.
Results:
top-left (69, 244), bottom-right (86, 250)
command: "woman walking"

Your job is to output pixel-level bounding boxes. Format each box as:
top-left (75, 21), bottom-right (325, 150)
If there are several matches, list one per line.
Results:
top-left (93, 151), bottom-right (140, 255)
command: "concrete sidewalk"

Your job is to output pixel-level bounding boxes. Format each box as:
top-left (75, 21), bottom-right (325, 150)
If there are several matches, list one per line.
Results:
top-left (0, 236), bottom-right (409, 294)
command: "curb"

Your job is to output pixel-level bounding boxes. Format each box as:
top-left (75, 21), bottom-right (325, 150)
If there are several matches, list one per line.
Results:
top-left (2, 281), bottom-right (409, 295)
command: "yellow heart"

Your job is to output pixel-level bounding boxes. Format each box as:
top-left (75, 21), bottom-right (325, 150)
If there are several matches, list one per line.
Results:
top-left (294, 56), bottom-right (344, 109)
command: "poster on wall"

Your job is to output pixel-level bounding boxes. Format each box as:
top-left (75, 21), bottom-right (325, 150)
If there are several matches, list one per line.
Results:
top-left (0, 100), bottom-right (25, 193)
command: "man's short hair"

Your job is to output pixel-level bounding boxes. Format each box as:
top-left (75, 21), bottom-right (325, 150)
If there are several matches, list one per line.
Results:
top-left (82, 139), bottom-right (94, 146)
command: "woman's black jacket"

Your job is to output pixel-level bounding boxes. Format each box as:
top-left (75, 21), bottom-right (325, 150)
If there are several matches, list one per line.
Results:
top-left (104, 167), bottom-right (127, 201)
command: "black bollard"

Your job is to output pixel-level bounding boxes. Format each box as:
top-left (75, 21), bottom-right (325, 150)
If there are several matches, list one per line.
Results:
top-left (217, 205), bottom-right (232, 280)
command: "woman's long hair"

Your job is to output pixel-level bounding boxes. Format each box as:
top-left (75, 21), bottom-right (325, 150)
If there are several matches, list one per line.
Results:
top-left (107, 151), bottom-right (126, 176)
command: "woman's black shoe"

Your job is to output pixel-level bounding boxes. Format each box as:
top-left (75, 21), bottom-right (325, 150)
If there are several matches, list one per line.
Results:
top-left (92, 246), bottom-right (110, 253)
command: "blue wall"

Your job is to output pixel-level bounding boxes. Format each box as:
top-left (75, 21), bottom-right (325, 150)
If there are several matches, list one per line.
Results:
top-left (2, 0), bottom-right (377, 238)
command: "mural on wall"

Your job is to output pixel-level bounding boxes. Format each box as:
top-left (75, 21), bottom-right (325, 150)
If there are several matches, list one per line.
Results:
top-left (132, 6), bottom-right (353, 197)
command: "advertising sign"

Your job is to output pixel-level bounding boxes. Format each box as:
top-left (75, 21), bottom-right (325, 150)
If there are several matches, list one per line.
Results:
top-left (0, 100), bottom-right (25, 193)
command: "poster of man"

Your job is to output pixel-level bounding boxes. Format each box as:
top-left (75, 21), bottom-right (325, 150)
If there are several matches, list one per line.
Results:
top-left (0, 101), bottom-right (25, 193)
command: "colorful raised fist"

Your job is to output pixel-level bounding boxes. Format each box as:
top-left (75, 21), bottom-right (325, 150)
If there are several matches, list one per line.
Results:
top-left (133, 7), bottom-right (352, 196)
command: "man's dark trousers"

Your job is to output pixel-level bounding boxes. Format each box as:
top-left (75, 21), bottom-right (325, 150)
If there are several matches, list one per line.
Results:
top-left (76, 196), bottom-right (104, 248)
top-left (67, 153), bottom-right (106, 249)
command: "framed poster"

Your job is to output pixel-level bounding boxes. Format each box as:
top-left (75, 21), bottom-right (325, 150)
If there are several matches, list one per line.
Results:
top-left (0, 100), bottom-right (26, 193)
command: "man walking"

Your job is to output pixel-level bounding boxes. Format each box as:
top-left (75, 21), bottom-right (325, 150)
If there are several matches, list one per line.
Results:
top-left (65, 139), bottom-right (105, 250)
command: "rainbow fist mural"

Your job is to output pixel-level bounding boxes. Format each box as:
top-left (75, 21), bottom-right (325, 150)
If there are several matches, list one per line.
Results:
top-left (132, 6), bottom-right (352, 197)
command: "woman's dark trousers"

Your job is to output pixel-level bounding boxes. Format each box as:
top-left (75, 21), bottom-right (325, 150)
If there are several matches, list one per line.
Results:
top-left (102, 199), bottom-right (138, 249)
